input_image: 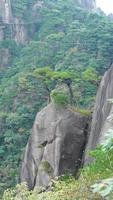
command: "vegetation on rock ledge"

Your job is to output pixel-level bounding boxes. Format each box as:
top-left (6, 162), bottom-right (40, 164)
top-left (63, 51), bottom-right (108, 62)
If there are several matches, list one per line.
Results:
top-left (1, 0), bottom-right (113, 196)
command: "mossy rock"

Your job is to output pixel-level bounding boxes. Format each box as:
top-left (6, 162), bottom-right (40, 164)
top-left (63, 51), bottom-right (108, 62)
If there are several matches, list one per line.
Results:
top-left (69, 106), bottom-right (91, 117)
top-left (39, 161), bottom-right (53, 175)
top-left (51, 89), bottom-right (69, 106)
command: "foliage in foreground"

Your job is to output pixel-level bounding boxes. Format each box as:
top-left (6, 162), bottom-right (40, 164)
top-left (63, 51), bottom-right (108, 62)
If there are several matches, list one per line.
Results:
top-left (1, 0), bottom-right (113, 194)
top-left (2, 130), bottom-right (113, 200)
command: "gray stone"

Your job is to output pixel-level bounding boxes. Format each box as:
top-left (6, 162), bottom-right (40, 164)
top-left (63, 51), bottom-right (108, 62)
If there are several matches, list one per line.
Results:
top-left (84, 65), bottom-right (113, 164)
top-left (20, 103), bottom-right (88, 189)
top-left (0, 0), bottom-right (13, 23)
top-left (78, 0), bottom-right (96, 10)
top-left (13, 18), bottom-right (28, 45)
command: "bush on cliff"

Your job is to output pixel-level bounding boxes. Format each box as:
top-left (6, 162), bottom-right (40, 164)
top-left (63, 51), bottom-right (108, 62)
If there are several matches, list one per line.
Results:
top-left (51, 89), bottom-right (69, 106)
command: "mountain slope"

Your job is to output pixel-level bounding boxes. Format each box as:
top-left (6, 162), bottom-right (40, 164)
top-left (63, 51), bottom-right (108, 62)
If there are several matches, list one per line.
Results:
top-left (0, 0), bottom-right (113, 195)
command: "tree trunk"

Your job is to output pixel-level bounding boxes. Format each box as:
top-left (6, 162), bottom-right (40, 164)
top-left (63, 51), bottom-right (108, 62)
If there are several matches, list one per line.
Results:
top-left (67, 83), bottom-right (74, 105)
top-left (45, 85), bottom-right (51, 103)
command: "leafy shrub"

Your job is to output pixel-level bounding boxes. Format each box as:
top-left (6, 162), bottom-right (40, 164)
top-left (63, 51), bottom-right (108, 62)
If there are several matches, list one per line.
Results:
top-left (39, 161), bottom-right (53, 175)
top-left (51, 89), bottom-right (69, 106)
top-left (2, 183), bottom-right (30, 200)
top-left (2, 0), bottom-right (113, 196)
top-left (102, 129), bottom-right (113, 151)
top-left (90, 128), bottom-right (113, 199)
top-left (71, 106), bottom-right (91, 116)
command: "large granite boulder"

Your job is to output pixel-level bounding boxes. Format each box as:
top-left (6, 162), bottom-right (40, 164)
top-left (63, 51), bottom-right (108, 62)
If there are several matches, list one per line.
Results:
top-left (85, 65), bottom-right (113, 164)
top-left (20, 103), bottom-right (88, 189)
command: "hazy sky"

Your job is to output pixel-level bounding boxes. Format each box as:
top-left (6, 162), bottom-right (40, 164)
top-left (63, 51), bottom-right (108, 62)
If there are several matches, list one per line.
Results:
top-left (96, 0), bottom-right (113, 14)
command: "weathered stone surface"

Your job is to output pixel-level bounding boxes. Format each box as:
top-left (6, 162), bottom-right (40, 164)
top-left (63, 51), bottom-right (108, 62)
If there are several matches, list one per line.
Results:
top-left (0, 0), bottom-right (96, 42)
top-left (78, 0), bottom-right (96, 10)
top-left (13, 18), bottom-right (28, 45)
top-left (84, 65), bottom-right (113, 164)
top-left (20, 103), bottom-right (88, 189)
top-left (0, 0), bottom-right (13, 23)
top-left (0, 0), bottom-right (29, 45)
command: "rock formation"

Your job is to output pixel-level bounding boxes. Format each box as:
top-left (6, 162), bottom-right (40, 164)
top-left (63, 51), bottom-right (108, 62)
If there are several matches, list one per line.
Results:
top-left (0, 0), bottom-right (28, 44)
top-left (0, 0), bottom-right (96, 67)
top-left (20, 103), bottom-right (88, 189)
top-left (84, 65), bottom-right (113, 164)
top-left (0, 0), bottom-right (13, 23)
top-left (79, 0), bottom-right (96, 10)
top-left (0, 0), bottom-right (96, 44)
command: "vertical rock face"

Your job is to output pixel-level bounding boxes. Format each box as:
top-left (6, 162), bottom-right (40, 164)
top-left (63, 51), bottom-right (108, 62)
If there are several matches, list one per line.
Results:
top-left (77, 0), bottom-right (96, 10)
top-left (13, 19), bottom-right (28, 44)
top-left (0, 0), bottom-right (28, 44)
top-left (85, 65), bottom-right (113, 164)
top-left (0, 0), bottom-right (13, 23)
top-left (82, 0), bottom-right (96, 10)
top-left (0, 0), bottom-right (96, 45)
top-left (20, 103), bottom-right (88, 189)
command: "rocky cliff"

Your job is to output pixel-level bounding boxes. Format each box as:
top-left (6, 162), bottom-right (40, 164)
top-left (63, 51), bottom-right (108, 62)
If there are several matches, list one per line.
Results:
top-left (21, 65), bottom-right (113, 188)
top-left (0, 0), bottom-right (28, 44)
top-left (20, 103), bottom-right (88, 189)
top-left (0, 0), bottom-right (96, 44)
top-left (84, 65), bottom-right (113, 164)
top-left (78, 0), bottom-right (96, 10)
top-left (0, 0), bottom-right (13, 24)
top-left (0, 0), bottom-right (96, 67)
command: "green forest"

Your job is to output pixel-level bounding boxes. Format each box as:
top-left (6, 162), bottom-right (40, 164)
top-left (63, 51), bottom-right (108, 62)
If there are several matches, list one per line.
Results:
top-left (1, 0), bottom-right (113, 199)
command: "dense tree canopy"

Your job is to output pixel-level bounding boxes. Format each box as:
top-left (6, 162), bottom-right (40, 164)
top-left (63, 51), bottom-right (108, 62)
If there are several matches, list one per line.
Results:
top-left (1, 0), bottom-right (113, 195)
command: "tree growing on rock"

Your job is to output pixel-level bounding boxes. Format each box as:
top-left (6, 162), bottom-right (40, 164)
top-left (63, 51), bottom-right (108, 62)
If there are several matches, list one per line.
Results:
top-left (52, 71), bottom-right (74, 105)
top-left (33, 67), bottom-right (55, 103)
top-left (32, 67), bottom-right (75, 105)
